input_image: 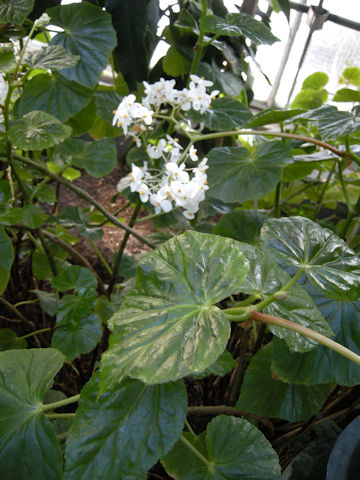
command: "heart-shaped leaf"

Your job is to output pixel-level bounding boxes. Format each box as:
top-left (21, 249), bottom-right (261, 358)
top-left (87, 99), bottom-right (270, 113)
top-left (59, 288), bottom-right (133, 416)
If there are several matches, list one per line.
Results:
top-left (261, 216), bottom-right (360, 301)
top-left (100, 231), bottom-right (249, 387)
top-left (236, 344), bottom-right (332, 421)
top-left (0, 349), bottom-right (64, 480)
top-left (64, 375), bottom-right (187, 479)
top-left (17, 73), bottom-right (92, 122)
top-left (207, 141), bottom-right (292, 203)
top-left (162, 415), bottom-right (281, 479)
top-left (49, 3), bottom-right (117, 88)
top-left (52, 138), bottom-right (117, 178)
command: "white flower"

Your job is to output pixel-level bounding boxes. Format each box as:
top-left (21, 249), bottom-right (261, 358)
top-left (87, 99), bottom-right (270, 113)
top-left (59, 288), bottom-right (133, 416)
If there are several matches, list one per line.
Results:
top-left (189, 145), bottom-right (198, 162)
top-left (137, 183), bottom-right (149, 203)
top-left (0, 74), bottom-right (8, 105)
top-left (113, 94), bottom-right (153, 135)
top-left (166, 162), bottom-right (189, 183)
top-left (147, 139), bottom-right (167, 159)
top-left (129, 164), bottom-right (144, 192)
top-left (189, 74), bottom-right (214, 88)
top-left (150, 191), bottom-right (172, 214)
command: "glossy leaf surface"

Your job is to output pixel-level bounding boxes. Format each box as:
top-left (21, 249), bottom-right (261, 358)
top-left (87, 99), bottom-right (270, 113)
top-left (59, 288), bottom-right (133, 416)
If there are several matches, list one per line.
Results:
top-left (207, 142), bottom-right (292, 203)
top-left (65, 375), bottom-right (187, 480)
top-left (49, 3), bottom-right (117, 88)
top-left (100, 231), bottom-right (249, 387)
top-left (272, 287), bottom-right (360, 386)
top-left (0, 0), bottom-right (34, 24)
top-left (261, 216), bottom-right (360, 301)
top-left (9, 111), bottom-right (72, 150)
top-left (200, 13), bottom-right (278, 45)
top-left (25, 45), bottom-right (80, 71)
top-left (0, 349), bottom-right (64, 480)
top-left (236, 344), bottom-right (332, 421)
top-left (163, 415), bottom-right (281, 479)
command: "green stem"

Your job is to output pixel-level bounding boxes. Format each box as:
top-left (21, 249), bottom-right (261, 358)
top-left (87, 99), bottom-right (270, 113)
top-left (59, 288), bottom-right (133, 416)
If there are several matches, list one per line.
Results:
top-left (10, 153), bottom-right (155, 249)
top-left (89, 240), bottom-right (112, 276)
top-left (108, 201), bottom-right (142, 295)
top-left (192, 130), bottom-right (352, 159)
top-left (180, 434), bottom-right (212, 468)
top-left (42, 394), bottom-right (80, 412)
top-left (251, 310), bottom-right (360, 367)
top-left (18, 327), bottom-right (51, 340)
top-left (338, 159), bottom-right (353, 214)
top-left (185, 418), bottom-right (196, 437)
top-left (188, 0), bottom-right (208, 78)
top-left (312, 161), bottom-right (336, 220)
top-left (274, 180), bottom-right (282, 218)
top-left (228, 293), bottom-right (261, 308)
top-left (0, 296), bottom-right (34, 326)
top-left (45, 413), bottom-right (76, 419)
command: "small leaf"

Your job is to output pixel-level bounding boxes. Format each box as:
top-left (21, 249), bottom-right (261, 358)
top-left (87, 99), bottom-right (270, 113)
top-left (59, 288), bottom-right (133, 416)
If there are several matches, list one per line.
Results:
top-left (25, 44), bottom-right (80, 71)
top-left (8, 110), bottom-right (72, 150)
top-left (56, 290), bottom-right (97, 325)
top-left (64, 375), bottom-right (187, 479)
top-left (100, 231), bottom-right (249, 388)
top-left (291, 88), bottom-right (328, 109)
top-left (0, 46), bottom-right (16, 73)
top-left (247, 108), bottom-right (304, 128)
top-left (200, 13), bottom-right (279, 45)
top-left (207, 141), bottom-right (292, 203)
top-left (214, 209), bottom-right (266, 244)
top-left (163, 415), bottom-right (281, 479)
top-left (261, 216), bottom-right (360, 301)
top-left (0, 227), bottom-right (14, 295)
top-left (342, 67), bottom-right (360, 87)
top-left (236, 344), bottom-right (332, 421)
top-left (52, 265), bottom-right (97, 293)
top-left (52, 312), bottom-right (102, 361)
top-left (17, 73), bottom-right (93, 122)
top-left (32, 290), bottom-right (58, 317)
top-left (0, 0), bottom-right (34, 25)
top-left (333, 88), bottom-right (360, 103)
top-left (188, 96), bottom-right (252, 131)
top-left (302, 72), bottom-right (329, 90)
top-left (0, 329), bottom-right (26, 351)
top-left (0, 349), bottom-right (64, 480)
top-left (49, 3), bottom-right (117, 88)
top-left (52, 138), bottom-right (117, 178)
top-left (163, 46), bottom-right (191, 76)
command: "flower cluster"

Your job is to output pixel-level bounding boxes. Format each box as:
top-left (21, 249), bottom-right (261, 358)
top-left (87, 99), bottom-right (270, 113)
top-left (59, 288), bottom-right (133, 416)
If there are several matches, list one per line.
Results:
top-left (114, 75), bottom-right (217, 219)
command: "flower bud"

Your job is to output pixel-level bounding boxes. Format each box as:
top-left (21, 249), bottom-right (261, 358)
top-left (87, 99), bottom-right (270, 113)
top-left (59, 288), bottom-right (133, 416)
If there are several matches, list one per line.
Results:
top-left (34, 13), bottom-right (51, 28)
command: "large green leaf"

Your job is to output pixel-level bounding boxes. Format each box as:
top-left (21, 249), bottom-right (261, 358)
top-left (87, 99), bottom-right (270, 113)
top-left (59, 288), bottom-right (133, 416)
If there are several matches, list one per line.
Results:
top-left (49, 3), bottom-right (117, 88)
top-left (8, 111), bottom-right (72, 150)
top-left (52, 312), bottom-right (102, 361)
top-left (25, 45), bottom-right (80, 71)
top-left (237, 244), bottom-right (332, 352)
top-left (105, 0), bottom-right (148, 91)
top-left (247, 108), bottom-right (304, 128)
top-left (188, 97), bottom-right (252, 131)
top-left (272, 286), bottom-right (360, 386)
top-left (317, 110), bottom-right (360, 140)
top-left (0, 0), bottom-right (34, 24)
top-left (261, 216), bottom-right (360, 301)
top-left (52, 265), bottom-right (97, 293)
top-left (0, 227), bottom-right (14, 295)
top-left (214, 209), bottom-right (265, 244)
top-left (17, 73), bottom-right (92, 122)
top-left (52, 138), bottom-right (117, 178)
top-left (100, 231), bottom-right (249, 387)
top-left (207, 141), bottom-right (292, 203)
top-left (200, 13), bottom-right (279, 45)
top-left (163, 415), bottom-right (281, 479)
top-left (0, 349), bottom-right (64, 480)
top-left (236, 344), bottom-right (332, 421)
top-left (64, 375), bottom-right (187, 479)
